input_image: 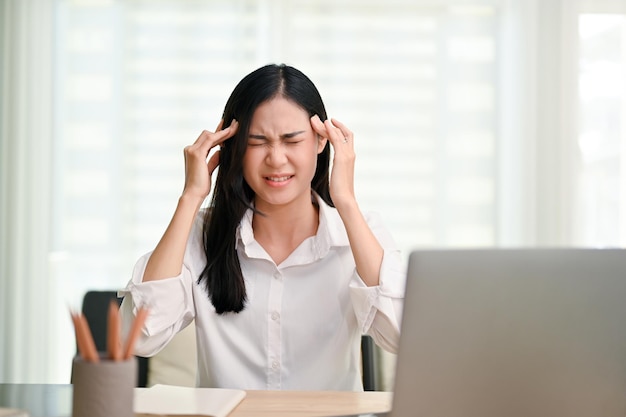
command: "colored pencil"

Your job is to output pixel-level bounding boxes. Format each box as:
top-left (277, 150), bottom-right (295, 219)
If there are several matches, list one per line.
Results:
top-left (107, 300), bottom-right (123, 361)
top-left (123, 306), bottom-right (149, 360)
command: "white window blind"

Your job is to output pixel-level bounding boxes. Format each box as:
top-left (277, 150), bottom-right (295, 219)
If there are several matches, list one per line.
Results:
top-left (51, 0), bottom-right (500, 383)
top-left (280, 1), bottom-right (498, 249)
top-left (6, 0), bottom-right (625, 385)
top-left (56, 0), bottom-right (498, 274)
top-left (577, 13), bottom-right (626, 246)
top-left (7, 0), bottom-right (626, 385)
top-left (55, 1), bottom-right (263, 298)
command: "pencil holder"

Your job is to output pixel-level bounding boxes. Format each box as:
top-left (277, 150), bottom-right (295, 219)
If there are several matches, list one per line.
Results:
top-left (70, 355), bottom-right (137, 417)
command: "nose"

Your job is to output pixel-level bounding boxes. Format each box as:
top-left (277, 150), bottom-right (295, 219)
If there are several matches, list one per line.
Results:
top-left (266, 143), bottom-right (288, 167)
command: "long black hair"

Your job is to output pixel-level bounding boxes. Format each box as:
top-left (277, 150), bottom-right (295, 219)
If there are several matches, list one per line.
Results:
top-left (199, 64), bottom-right (333, 314)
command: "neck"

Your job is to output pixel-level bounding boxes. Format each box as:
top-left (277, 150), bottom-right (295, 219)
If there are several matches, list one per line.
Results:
top-left (252, 194), bottom-right (320, 264)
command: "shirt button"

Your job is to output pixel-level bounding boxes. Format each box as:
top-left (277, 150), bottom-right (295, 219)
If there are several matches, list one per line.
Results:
top-left (272, 361), bottom-right (280, 370)
top-left (271, 311), bottom-right (280, 321)
top-left (273, 272), bottom-right (281, 280)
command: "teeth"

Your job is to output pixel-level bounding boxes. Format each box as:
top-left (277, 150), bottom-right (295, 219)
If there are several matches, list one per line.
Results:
top-left (267, 176), bottom-right (291, 182)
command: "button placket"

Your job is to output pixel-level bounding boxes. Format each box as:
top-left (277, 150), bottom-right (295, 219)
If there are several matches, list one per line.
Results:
top-left (267, 269), bottom-right (283, 388)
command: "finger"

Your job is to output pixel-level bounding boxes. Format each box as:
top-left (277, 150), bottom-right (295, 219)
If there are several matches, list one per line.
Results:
top-left (323, 119), bottom-right (345, 147)
top-left (215, 118), bottom-right (224, 132)
top-left (211, 119), bottom-right (238, 143)
top-left (310, 115), bottom-right (329, 138)
top-left (195, 119), bottom-right (239, 151)
top-left (207, 149), bottom-right (220, 175)
top-left (330, 118), bottom-right (353, 140)
top-left (215, 119), bottom-right (238, 144)
top-left (221, 118), bottom-right (239, 141)
top-left (213, 119), bottom-right (238, 151)
top-left (191, 130), bottom-right (210, 146)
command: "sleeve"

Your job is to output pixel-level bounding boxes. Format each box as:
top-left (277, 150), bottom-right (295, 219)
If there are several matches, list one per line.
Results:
top-left (118, 255), bottom-right (195, 356)
top-left (348, 212), bottom-right (406, 354)
top-left (117, 213), bottom-right (205, 357)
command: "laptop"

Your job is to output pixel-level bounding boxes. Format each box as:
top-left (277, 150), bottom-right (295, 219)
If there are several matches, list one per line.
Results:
top-left (348, 248), bottom-right (626, 417)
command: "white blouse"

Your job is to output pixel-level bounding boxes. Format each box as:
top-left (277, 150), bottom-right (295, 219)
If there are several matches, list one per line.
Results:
top-left (119, 194), bottom-right (405, 391)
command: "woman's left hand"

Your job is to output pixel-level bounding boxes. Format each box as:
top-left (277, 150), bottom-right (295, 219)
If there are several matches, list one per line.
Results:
top-left (311, 115), bottom-right (383, 287)
top-left (310, 115), bottom-right (356, 209)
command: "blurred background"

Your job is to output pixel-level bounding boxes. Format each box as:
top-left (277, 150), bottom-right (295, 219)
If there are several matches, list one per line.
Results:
top-left (1, 0), bottom-right (625, 385)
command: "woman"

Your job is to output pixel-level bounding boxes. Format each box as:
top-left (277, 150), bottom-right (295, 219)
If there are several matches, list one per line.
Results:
top-left (120, 64), bottom-right (405, 390)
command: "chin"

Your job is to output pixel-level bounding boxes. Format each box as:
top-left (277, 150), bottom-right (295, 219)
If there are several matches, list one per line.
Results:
top-left (254, 189), bottom-right (308, 209)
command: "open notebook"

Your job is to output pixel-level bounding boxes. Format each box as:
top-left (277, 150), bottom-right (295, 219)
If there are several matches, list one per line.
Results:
top-left (134, 384), bottom-right (246, 417)
top-left (0, 409), bottom-right (29, 417)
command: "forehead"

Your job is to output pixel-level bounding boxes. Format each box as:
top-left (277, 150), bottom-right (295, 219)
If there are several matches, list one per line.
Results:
top-left (250, 97), bottom-right (309, 128)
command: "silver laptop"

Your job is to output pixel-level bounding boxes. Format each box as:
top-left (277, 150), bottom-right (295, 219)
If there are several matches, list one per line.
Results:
top-left (350, 248), bottom-right (626, 417)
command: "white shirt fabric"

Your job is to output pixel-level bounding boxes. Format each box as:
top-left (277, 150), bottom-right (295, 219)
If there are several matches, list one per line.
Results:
top-left (119, 193), bottom-right (405, 391)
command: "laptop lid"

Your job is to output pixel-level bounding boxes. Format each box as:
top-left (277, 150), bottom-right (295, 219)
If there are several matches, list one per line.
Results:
top-left (390, 248), bottom-right (626, 417)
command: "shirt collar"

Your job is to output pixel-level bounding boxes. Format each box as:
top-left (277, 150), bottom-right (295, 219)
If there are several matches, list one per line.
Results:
top-left (235, 192), bottom-right (350, 260)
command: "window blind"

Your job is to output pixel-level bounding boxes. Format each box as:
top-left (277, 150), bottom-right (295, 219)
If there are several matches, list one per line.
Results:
top-left (54, 0), bottom-right (499, 384)
top-left (277, 1), bottom-right (498, 249)
top-left (56, 0), bottom-right (498, 288)
top-left (577, 13), bottom-right (626, 246)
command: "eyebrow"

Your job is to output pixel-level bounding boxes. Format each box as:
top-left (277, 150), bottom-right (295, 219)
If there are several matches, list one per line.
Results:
top-left (248, 130), bottom-right (306, 140)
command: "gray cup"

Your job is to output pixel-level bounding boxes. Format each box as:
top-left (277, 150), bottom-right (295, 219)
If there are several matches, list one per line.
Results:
top-left (71, 355), bottom-right (137, 417)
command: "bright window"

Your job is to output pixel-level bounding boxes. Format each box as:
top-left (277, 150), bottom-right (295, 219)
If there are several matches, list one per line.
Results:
top-left (51, 0), bottom-right (499, 383)
top-left (4, 0), bottom-right (626, 384)
top-left (577, 14), bottom-right (626, 246)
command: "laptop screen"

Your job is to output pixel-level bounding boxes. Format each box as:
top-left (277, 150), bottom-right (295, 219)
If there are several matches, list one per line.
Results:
top-left (391, 248), bottom-right (626, 417)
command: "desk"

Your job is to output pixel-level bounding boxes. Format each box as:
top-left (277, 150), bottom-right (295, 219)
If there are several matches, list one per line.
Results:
top-left (227, 390), bottom-right (391, 417)
top-left (0, 384), bottom-right (392, 417)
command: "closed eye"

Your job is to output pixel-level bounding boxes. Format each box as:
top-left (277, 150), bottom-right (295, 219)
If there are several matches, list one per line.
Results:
top-left (248, 130), bottom-right (307, 146)
top-left (284, 139), bottom-right (303, 144)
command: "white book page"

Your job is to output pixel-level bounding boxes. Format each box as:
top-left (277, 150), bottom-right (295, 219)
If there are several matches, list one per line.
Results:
top-left (134, 384), bottom-right (246, 417)
top-left (0, 409), bottom-right (29, 417)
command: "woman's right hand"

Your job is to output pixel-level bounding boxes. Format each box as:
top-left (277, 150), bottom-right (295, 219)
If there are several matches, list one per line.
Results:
top-left (182, 119), bottom-right (239, 201)
top-left (143, 119), bottom-right (239, 282)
